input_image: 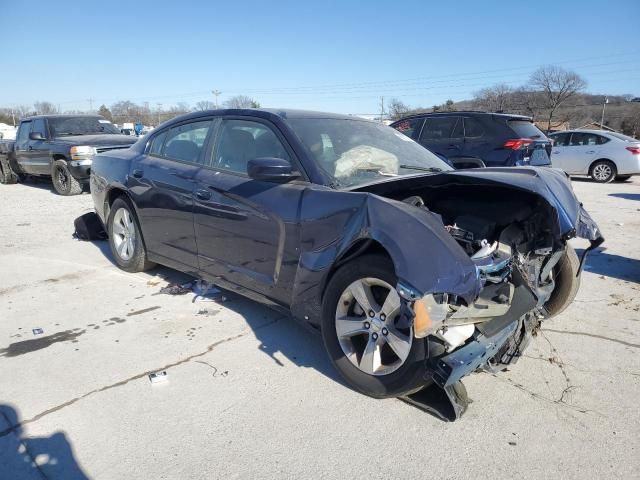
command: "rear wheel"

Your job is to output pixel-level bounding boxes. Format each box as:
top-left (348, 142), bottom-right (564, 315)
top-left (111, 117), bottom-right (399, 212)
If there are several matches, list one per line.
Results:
top-left (544, 245), bottom-right (581, 317)
top-left (51, 159), bottom-right (83, 195)
top-left (321, 254), bottom-right (429, 398)
top-left (589, 160), bottom-right (616, 183)
top-left (107, 197), bottom-right (156, 272)
top-left (614, 175), bottom-right (631, 182)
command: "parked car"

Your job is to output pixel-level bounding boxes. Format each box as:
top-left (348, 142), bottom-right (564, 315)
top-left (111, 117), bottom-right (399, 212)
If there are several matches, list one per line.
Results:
top-left (547, 129), bottom-right (640, 183)
top-left (0, 115), bottom-right (137, 194)
top-left (391, 112), bottom-right (552, 169)
top-left (91, 108), bottom-right (602, 406)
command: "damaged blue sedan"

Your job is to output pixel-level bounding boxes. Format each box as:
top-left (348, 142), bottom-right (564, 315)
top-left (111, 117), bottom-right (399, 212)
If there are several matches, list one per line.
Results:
top-left (90, 109), bottom-right (603, 417)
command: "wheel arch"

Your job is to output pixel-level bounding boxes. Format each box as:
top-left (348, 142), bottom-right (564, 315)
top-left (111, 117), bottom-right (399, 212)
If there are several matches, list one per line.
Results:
top-left (588, 158), bottom-right (617, 174)
top-left (104, 187), bottom-right (150, 252)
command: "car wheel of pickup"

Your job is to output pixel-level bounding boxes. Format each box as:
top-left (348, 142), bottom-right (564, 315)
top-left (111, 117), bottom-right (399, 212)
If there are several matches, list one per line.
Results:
top-left (107, 197), bottom-right (156, 272)
top-left (589, 160), bottom-right (616, 183)
top-left (544, 245), bottom-right (581, 318)
top-left (52, 160), bottom-right (83, 195)
top-left (321, 254), bottom-right (429, 398)
top-left (0, 156), bottom-right (17, 184)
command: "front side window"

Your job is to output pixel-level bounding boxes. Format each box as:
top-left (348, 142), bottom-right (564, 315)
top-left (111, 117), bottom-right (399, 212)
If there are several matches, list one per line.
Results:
top-left (551, 133), bottom-right (570, 146)
top-left (570, 132), bottom-right (601, 146)
top-left (420, 117), bottom-right (459, 141)
top-left (392, 117), bottom-right (424, 139)
top-left (163, 121), bottom-right (212, 164)
top-left (31, 119), bottom-right (47, 138)
top-left (464, 117), bottom-right (484, 138)
top-left (149, 130), bottom-right (167, 155)
top-left (212, 119), bottom-right (290, 175)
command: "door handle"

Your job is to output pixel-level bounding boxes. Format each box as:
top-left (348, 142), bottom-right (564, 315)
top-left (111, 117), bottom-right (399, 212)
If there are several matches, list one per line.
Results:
top-left (132, 169), bottom-right (143, 178)
top-left (585, 150), bottom-right (595, 154)
top-left (195, 188), bottom-right (212, 200)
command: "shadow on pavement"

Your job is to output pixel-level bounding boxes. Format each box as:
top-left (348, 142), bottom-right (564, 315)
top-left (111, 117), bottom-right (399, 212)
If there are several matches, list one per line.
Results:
top-left (0, 404), bottom-right (89, 480)
top-left (608, 193), bottom-right (640, 201)
top-left (578, 247), bottom-right (640, 283)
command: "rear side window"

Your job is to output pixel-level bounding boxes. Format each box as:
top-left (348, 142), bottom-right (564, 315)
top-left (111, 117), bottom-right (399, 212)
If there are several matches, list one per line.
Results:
top-left (163, 121), bottom-right (212, 164)
top-left (420, 117), bottom-right (459, 141)
top-left (551, 133), bottom-right (570, 146)
top-left (508, 120), bottom-right (545, 139)
top-left (17, 122), bottom-right (31, 144)
top-left (464, 117), bottom-right (484, 137)
top-left (393, 118), bottom-right (424, 139)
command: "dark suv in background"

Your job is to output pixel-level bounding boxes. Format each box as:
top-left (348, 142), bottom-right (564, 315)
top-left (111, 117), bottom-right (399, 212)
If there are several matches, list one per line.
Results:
top-left (391, 112), bottom-right (552, 169)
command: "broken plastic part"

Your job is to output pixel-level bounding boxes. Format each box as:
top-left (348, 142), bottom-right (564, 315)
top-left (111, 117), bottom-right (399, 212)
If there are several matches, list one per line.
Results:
top-left (414, 294), bottom-right (448, 338)
top-left (438, 324), bottom-right (475, 351)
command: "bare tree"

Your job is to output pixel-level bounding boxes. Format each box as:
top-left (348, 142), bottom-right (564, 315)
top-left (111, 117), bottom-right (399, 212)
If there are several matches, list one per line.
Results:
top-left (529, 66), bottom-right (586, 133)
top-left (33, 101), bottom-right (58, 115)
top-left (195, 100), bottom-right (215, 111)
top-left (387, 98), bottom-right (409, 120)
top-left (473, 84), bottom-right (514, 112)
top-left (224, 95), bottom-right (260, 109)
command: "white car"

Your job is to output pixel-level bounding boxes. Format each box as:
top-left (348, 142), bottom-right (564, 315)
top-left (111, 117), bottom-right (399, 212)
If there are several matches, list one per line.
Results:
top-left (548, 129), bottom-right (640, 183)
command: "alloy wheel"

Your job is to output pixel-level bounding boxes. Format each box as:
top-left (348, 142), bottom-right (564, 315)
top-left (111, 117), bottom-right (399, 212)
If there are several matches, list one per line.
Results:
top-left (335, 277), bottom-right (412, 376)
top-left (592, 163), bottom-right (612, 182)
top-left (112, 207), bottom-right (136, 261)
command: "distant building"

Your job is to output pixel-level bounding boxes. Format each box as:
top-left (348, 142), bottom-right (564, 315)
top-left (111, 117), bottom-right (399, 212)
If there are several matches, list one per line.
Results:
top-left (579, 121), bottom-right (618, 132)
top-left (534, 120), bottom-right (570, 133)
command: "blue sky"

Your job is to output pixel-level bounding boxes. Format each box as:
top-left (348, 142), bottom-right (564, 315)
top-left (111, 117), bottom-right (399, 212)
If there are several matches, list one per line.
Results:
top-left (2, 0), bottom-right (639, 114)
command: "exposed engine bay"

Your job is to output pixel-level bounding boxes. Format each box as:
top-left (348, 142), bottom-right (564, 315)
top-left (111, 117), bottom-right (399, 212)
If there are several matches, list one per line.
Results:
top-left (398, 184), bottom-right (567, 361)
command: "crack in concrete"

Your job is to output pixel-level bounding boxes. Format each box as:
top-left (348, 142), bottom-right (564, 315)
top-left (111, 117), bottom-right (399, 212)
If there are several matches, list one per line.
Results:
top-left (542, 328), bottom-right (640, 349)
top-left (0, 317), bottom-right (280, 438)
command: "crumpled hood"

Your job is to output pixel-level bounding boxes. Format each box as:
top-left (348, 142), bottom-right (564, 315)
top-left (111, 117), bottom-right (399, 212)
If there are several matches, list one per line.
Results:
top-left (350, 166), bottom-right (603, 242)
top-left (54, 134), bottom-right (137, 147)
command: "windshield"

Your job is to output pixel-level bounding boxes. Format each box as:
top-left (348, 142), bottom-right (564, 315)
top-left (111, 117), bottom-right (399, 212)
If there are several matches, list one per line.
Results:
top-left (287, 118), bottom-right (452, 187)
top-left (48, 117), bottom-right (121, 136)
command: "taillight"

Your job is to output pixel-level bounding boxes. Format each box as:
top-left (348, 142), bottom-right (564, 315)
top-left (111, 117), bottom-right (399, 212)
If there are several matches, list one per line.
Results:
top-left (503, 138), bottom-right (534, 150)
top-left (626, 146), bottom-right (640, 155)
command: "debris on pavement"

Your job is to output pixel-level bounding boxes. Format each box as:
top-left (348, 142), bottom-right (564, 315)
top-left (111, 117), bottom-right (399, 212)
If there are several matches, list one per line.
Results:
top-left (148, 371), bottom-right (168, 384)
top-left (155, 282), bottom-right (193, 296)
top-left (32, 328), bottom-right (43, 335)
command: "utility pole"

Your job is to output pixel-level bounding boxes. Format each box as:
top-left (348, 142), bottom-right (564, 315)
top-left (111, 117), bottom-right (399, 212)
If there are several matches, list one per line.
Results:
top-left (157, 103), bottom-right (162, 125)
top-left (11, 108), bottom-right (15, 126)
top-left (88, 98), bottom-right (94, 112)
top-left (600, 97), bottom-right (608, 130)
top-left (212, 90), bottom-right (222, 109)
top-left (379, 96), bottom-right (384, 122)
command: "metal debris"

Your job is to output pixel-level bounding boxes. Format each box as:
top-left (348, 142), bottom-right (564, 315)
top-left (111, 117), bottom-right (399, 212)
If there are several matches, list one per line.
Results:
top-left (148, 371), bottom-right (168, 383)
top-left (32, 328), bottom-right (44, 335)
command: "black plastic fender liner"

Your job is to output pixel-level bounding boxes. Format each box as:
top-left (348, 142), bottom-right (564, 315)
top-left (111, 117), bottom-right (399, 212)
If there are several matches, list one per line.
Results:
top-left (400, 381), bottom-right (471, 422)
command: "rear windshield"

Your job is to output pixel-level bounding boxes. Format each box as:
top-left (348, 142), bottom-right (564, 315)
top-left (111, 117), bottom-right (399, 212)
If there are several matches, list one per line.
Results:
top-left (607, 131), bottom-right (639, 142)
top-left (508, 120), bottom-right (546, 139)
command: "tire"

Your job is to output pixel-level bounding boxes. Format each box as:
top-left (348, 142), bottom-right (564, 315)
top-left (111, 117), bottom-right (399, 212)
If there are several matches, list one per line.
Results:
top-left (589, 160), bottom-right (616, 183)
top-left (0, 156), bottom-right (18, 184)
top-left (614, 175), bottom-right (631, 182)
top-left (544, 245), bottom-right (581, 318)
top-left (321, 254), bottom-right (429, 398)
top-left (107, 197), bottom-right (156, 272)
top-left (51, 159), bottom-right (83, 195)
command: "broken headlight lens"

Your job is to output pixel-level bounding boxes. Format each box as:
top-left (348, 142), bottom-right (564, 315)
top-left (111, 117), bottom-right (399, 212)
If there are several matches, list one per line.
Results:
top-left (413, 293), bottom-right (450, 338)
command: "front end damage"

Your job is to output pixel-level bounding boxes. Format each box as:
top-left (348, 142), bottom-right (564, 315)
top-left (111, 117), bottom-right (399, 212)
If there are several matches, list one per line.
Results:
top-left (353, 167), bottom-right (604, 420)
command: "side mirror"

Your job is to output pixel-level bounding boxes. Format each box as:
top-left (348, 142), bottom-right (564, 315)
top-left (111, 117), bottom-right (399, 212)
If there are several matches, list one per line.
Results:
top-left (247, 157), bottom-right (300, 181)
top-left (29, 132), bottom-right (45, 140)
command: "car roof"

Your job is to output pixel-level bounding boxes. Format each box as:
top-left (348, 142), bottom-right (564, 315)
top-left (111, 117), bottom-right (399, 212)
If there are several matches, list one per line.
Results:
top-left (161, 108), bottom-right (369, 127)
top-left (548, 129), bottom-right (614, 135)
top-left (392, 111), bottom-right (532, 122)
top-left (24, 114), bottom-right (104, 120)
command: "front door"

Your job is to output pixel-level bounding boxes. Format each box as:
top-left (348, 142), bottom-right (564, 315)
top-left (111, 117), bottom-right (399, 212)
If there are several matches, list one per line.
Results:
top-left (193, 117), bottom-right (305, 303)
top-left (14, 121), bottom-right (33, 173)
top-left (27, 118), bottom-right (52, 175)
top-left (128, 119), bottom-right (214, 271)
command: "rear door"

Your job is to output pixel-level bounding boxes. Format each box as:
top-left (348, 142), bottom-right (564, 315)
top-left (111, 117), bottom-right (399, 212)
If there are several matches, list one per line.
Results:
top-left (461, 116), bottom-right (492, 161)
top-left (563, 132), bottom-right (605, 174)
top-left (418, 116), bottom-right (463, 158)
top-left (129, 118), bottom-right (215, 270)
top-left (193, 117), bottom-right (306, 303)
top-left (14, 121), bottom-right (32, 173)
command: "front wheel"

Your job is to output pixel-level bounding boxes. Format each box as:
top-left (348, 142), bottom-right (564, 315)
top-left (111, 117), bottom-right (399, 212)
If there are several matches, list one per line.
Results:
top-left (52, 159), bottom-right (83, 195)
top-left (321, 254), bottom-right (429, 398)
top-left (544, 245), bottom-right (581, 317)
top-left (589, 160), bottom-right (616, 183)
top-left (107, 197), bottom-right (156, 272)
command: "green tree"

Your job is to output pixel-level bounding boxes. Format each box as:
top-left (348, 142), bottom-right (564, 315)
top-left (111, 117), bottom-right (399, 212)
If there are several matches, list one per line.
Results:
top-left (98, 104), bottom-right (113, 122)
